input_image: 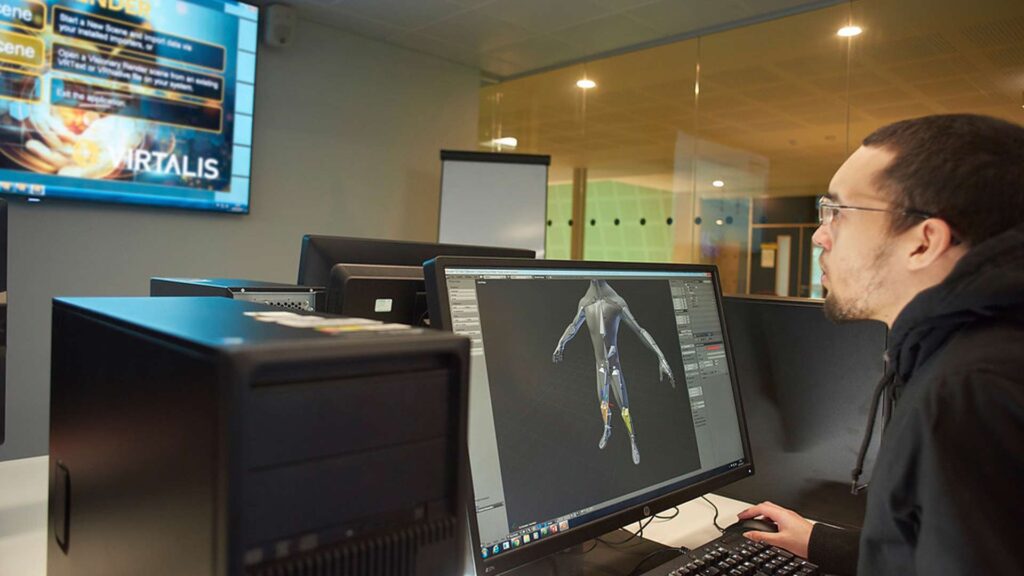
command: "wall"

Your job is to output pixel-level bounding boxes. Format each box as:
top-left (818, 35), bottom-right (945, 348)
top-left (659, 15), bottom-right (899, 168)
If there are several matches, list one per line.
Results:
top-left (547, 181), bottom-right (678, 262)
top-left (0, 18), bottom-right (481, 461)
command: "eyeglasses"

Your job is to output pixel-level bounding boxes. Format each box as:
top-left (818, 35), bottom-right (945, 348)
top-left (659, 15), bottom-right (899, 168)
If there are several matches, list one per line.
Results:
top-left (817, 196), bottom-right (933, 227)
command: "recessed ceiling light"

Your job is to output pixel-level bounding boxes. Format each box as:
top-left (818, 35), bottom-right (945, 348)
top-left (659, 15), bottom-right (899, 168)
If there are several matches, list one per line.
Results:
top-left (837, 25), bottom-right (862, 37)
top-left (576, 79), bottom-right (597, 89)
top-left (712, 180), bottom-right (725, 188)
top-left (715, 218), bottom-right (725, 226)
top-left (491, 137), bottom-right (518, 148)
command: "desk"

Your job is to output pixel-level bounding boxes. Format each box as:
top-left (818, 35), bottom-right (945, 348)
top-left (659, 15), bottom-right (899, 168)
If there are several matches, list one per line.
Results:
top-left (642, 492), bottom-right (752, 550)
top-left (0, 455), bottom-right (47, 576)
top-left (0, 455), bottom-right (753, 576)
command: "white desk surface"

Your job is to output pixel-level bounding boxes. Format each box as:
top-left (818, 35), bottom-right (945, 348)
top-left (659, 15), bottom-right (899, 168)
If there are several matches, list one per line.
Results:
top-left (0, 455), bottom-right (753, 576)
top-left (0, 455), bottom-right (48, 576)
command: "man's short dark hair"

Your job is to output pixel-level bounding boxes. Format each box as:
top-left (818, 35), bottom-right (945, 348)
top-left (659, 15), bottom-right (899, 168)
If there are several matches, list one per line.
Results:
top-left (863, 113), bottom-right (1024, 245)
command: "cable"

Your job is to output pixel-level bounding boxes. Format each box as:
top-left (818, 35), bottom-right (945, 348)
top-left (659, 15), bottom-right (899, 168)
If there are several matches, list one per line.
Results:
top-left (597, 515), bottom-right (656, 546)
top-left (654, 506), bottom-right (679, 521)
top-left (626, 546), bottom-right (689, 576)
top-left (701, 495), bottom-right (726, 533)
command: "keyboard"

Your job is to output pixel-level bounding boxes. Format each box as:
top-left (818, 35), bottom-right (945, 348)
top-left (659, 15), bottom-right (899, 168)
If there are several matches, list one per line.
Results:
top-left (638, 532), bottom-right (819, 576)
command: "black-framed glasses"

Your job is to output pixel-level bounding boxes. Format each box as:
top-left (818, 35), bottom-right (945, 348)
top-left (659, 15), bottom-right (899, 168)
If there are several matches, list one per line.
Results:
top-left (817, 196), bottom-right (933, 227)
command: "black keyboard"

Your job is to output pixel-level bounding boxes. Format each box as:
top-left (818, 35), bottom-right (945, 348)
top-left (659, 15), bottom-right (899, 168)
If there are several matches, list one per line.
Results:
top-left (638, 532), bottom-right (819, 576)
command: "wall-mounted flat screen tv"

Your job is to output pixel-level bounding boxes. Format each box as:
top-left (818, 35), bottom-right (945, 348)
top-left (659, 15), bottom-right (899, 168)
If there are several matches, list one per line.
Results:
top-left (0, 0), bottom-right (258, 213)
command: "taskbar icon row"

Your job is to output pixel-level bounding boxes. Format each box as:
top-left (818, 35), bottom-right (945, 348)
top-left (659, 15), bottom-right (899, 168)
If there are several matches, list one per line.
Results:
top-left (481, 519), bottom-right (571, 559)
top-left (0, 181), bottom-right (45, 196)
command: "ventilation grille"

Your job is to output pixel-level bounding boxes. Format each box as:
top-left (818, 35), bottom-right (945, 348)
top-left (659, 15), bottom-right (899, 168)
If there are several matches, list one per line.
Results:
top-left (233, 292), bottom-right (318, 312)
top-left (257, 299), bottom-right (315, 312)
top-left (247, 517), bottom-right (457, 576)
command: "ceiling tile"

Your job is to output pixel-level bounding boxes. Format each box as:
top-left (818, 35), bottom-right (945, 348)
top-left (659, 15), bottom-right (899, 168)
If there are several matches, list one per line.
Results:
top-left (477, 0), bottom-right (615, 34)
top-left (624, 0), bottom-right (748, 36)
top-left (328, 0), bottom-right (466, 30)
top-left (416, 10), bottom-right (535, 51)
top-left (960, 15), bottom-right (1024, 48)
top-left (589, 0), bottom-right (663, 12)
top-left (554, 13), bottom-right (661, 54)
top-left (482, 35), bottom-right (580, 69)
top-left (313, 9), bottom-right (405, 40)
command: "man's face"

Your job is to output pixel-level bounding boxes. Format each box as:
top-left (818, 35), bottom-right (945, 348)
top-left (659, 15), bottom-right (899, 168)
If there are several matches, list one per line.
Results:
top-left (812, 146), bottom-right (901, 323)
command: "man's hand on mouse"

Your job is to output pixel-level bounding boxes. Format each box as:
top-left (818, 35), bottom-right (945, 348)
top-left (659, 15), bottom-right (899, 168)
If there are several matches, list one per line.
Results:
top-left (736, 501), bottom-right (813, 558)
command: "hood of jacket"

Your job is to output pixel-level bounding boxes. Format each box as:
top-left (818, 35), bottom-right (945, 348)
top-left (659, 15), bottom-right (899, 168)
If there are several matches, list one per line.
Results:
top-left (887, 221), bottom-right (1024, 385)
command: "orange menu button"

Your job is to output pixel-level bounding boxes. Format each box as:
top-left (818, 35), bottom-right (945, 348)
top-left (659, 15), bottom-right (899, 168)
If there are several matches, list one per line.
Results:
top-left (0, 29), bottom-right (43, 68)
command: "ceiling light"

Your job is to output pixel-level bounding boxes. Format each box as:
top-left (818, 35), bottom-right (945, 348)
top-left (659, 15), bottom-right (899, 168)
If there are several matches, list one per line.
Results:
top-left (576, 79), bottom-right (596, 89)
top-left (715, 218), bottom-right (725, 226)
top-left (712, 180), bottom-right (725, 188)
top-left (837, 25), bottom-right (862, 37)
top-left (491, 137), bottom-right (518, 148)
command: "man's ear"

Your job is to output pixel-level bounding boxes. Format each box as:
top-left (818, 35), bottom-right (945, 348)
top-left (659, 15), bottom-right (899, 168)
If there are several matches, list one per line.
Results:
top-left (906, 218), bottom-right (961, 271)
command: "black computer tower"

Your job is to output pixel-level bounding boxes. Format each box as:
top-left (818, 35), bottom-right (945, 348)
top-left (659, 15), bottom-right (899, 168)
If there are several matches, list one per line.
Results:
top-left (48, 296), bottom-right (470, 576)
top-left (151, 277), bottom-right (326, 312)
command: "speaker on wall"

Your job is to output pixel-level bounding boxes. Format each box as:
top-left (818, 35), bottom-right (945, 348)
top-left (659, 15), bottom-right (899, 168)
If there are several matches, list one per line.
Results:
top-left (263, 4), bottom-right (296, 48)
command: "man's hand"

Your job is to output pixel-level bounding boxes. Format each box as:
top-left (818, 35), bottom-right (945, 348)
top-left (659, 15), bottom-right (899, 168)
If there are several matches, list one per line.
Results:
top-left (552, 346), bottom-right (564, 363)
top-left (736, 501), bottom-right (813, 558)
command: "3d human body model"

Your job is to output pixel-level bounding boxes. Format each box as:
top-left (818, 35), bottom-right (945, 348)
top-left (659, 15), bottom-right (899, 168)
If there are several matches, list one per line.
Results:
top-left (552, 280), bottom-right (675, 464)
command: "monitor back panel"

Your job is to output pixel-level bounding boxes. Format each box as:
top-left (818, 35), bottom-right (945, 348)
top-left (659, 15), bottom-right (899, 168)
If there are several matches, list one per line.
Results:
top-left (715, 296), bottom-right (887, 527)
top-left (297, 235), bottom-right (535, 288)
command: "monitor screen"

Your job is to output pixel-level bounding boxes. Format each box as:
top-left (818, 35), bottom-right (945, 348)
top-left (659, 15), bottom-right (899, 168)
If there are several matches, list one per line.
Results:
top-left (426, 257), bottom-right (752, 575)
top-left (0, 0), bottom-right (258, 213)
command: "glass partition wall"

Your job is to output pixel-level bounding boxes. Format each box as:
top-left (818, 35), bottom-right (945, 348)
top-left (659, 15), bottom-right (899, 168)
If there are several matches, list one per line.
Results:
top-left (478, 0), bottom-right (1024, 297)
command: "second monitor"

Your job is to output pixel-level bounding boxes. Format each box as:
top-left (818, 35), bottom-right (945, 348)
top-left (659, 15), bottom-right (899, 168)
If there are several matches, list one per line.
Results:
top-left (297, 235), bottom-right (535, 324)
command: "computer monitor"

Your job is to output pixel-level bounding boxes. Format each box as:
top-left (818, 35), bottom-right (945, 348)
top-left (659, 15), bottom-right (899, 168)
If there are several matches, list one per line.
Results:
top-left (425, 257), bottom-right (753, 575)
top-left (297, 235), bottom-right (536, 288)
top-left (327, 263), bottom-right (428, 324)
top-left (297, 235), bottom-right (535, 324)
top-left (715, 295), bottom-right (887, 527)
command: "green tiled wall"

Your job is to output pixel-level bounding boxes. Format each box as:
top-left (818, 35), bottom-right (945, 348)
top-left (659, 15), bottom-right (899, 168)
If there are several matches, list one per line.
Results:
top-left (545, 180), bottom-right (677, 262)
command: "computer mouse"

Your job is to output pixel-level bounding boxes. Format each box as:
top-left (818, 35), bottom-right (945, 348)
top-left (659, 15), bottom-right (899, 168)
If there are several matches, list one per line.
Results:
top-left (723, 518), bottom-right (780, 535)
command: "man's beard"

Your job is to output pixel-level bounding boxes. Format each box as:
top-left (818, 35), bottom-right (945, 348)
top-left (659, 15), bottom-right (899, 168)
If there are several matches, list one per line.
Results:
top-left (823, 243), bottom-right (892, 323)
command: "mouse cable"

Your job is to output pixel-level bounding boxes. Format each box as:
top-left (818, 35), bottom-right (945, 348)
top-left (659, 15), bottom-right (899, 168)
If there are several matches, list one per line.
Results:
top-left (700, 495), bottom-right (726, 533)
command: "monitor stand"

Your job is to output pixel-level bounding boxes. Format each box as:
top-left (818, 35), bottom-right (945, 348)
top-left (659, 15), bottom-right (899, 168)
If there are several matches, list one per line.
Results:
top-left (501, 529), bottom-right (673, 576)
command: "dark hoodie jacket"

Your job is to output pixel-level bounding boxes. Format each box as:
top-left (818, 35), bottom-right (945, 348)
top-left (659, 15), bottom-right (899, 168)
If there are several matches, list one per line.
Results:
top-left (806, 221), bottom-right (1024, 576)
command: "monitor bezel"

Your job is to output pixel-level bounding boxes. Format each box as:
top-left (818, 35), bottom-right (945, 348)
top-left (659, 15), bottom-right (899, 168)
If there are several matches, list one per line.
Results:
top-left (425, 256), bottom-right (755, 576)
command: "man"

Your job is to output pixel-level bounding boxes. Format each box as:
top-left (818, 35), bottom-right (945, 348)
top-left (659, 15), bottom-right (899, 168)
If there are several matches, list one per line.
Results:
top-left (735, 114), bottom-right (1024, 575)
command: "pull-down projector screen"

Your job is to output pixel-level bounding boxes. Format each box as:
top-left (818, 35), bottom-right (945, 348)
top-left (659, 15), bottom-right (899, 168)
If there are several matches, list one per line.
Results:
top-left (0, 0), bottom-right (258, 213)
